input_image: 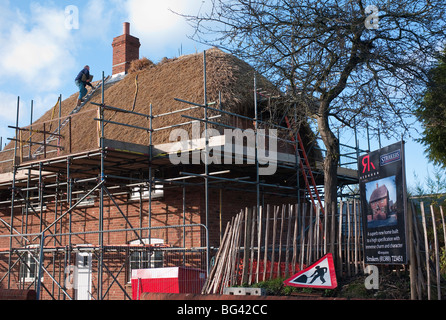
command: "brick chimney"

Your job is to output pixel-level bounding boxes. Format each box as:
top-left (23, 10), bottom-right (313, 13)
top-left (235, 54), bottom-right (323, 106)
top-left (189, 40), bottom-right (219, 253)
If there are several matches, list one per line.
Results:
top-left (112, 22), bottom-right (141, 75)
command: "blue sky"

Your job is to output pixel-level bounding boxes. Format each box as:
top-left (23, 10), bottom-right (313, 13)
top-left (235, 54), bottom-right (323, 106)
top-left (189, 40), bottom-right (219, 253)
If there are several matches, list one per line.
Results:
top-left (0, 0), bottom-right (210, 136)
top-left (0, 0), bottom-right (438, 191)
top-left (340, 124), bottom-right (437, 193)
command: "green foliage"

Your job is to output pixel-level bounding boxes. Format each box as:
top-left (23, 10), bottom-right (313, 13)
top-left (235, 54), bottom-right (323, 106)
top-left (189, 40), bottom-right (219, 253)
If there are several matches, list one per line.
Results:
top-left (411, 166), bottom-right (446, 205)
top-left (249, 277), bottom-right (335, 296)
top-left (441, 247), bottom-right (446, 278)
top-left (416, 50), bottom-right (446, 168)
top-left (250, 277), bottom-right (307, 296)
top-left (251, 277), bottom-right (291, 296)
top-left (337, 278), bottom-right (375, 299)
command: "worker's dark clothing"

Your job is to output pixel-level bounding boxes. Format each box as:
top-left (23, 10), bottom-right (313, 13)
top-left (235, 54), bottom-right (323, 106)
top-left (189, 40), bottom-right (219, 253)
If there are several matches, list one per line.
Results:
top-left (75, 68), bottom-right (93, 100)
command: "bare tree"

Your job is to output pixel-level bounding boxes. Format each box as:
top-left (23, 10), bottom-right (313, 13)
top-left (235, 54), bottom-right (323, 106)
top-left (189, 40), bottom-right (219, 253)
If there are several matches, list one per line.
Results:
top-left (179, 0), bottom-right (446, 253)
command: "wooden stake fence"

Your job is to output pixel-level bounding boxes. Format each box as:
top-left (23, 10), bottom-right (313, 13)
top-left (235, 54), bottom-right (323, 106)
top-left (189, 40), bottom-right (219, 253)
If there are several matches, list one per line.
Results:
top-left (203, 202), bottom-right (348, 294)
top-left (202, 200), bottom-right (445, 300)
top-left (411, 201), bottom-right (446, 300)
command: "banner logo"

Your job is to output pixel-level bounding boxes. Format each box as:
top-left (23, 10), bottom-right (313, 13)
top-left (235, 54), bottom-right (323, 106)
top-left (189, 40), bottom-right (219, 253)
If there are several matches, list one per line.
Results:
top-left (362, 154), bottom-right (376, 173)
top-left (380, 149), bottom-right (400, 166)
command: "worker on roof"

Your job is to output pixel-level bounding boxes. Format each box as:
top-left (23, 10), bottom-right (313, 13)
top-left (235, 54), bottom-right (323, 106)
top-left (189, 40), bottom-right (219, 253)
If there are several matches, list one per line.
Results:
top-left (75, 65), bottom-right (94, 107)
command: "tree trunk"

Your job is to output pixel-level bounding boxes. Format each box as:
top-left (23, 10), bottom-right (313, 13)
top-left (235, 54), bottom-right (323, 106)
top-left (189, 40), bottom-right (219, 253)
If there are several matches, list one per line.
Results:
top-left (317, 109), bottom-right (340, 256)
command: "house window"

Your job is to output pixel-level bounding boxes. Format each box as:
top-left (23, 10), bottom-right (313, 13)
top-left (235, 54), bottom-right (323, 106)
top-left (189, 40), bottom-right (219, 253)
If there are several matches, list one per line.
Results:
top-left (29, 203), bottom-right (47, 212)
top-left (75, 192), bottom-right (96, 207)
top-left (130, 185), bottom-right (163, 200)
top-left (26, 191), bottom-right (47, 212)
top-left (20, 251), bottom-right (41, 283)
top-left (128, 238), bottom-right (164, 280)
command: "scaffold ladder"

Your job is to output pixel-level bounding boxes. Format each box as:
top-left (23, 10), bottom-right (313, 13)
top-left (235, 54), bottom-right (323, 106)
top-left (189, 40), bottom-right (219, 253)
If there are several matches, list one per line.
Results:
top-left (285, 116), bottom-right (324, 215)
top-left (32, 76), bottom-right (111, 158)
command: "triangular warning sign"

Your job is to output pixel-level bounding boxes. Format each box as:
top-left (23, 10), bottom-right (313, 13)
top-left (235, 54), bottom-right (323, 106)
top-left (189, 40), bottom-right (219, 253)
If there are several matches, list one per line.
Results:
top-left (284, 253), bottom-right (337, 289)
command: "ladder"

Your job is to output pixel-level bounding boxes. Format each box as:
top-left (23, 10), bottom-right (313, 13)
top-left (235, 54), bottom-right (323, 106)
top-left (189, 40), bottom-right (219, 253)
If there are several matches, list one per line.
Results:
top-left (253, 86), bottom-right (324, 214)
top-left (285, 116), bottom-right (324, 215)
top-left (32, 76), bottom-right (111, 158)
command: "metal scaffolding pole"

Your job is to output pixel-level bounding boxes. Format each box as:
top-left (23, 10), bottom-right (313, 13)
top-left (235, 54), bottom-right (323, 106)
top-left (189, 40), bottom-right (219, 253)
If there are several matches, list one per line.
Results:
top-left (7, 96), bottom-right (20, 289)
top-left (39, 162), bottom-right (43, 234)
top-left (148, 103), bottom-right (153, 255)
top-left (58, 95), bottom-right (62, 156)
top-left (24, 100), bottom-right (33, 237)
top-left (98, 71), bottom-right (105, 300)
top-left (203, 50), bottom-right (210, 276)
top-left (254, 73), bottom-right (260, 217)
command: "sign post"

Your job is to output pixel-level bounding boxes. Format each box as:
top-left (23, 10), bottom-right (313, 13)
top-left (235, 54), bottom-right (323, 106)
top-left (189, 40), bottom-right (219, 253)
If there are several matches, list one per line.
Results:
top-left (358, 141), bottom-right (408, 265)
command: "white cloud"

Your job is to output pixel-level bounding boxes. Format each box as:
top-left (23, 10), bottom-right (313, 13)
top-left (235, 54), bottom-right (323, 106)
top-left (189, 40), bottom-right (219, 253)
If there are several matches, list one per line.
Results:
top-left (127, 0), bottom-right (185, 34)
top-left (0, 91), bottom-right (59, 125)
top-left (124, 0), bottom-right (210, 59)
top-left (80, 0), bottom-right (114, 42)
top-left (0, 92), bottom-right (21, 125)
top-left (0, 91), bottom-right (28, 143)
top-left (0, 90), bottom-right (62, 143)
top-left (0, 3), bottom-right (76, 92)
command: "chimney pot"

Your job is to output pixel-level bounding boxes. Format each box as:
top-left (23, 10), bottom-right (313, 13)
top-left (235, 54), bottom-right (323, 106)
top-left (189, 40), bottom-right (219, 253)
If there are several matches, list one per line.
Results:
top-left (123, 22), bottom-right (130, 35)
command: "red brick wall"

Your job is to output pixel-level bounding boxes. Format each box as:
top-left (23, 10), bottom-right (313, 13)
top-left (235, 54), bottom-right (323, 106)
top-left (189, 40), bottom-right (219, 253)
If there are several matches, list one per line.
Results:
top-left (112, 34), bottom-right (140, 75)
top-left (112, 22), bottom-right (140, 75)
top-left (0, 185), bottom-right (296, 249)
top-left (0, 289), bottom-right (36, 300)
top-left (0, 185), bottom-right (295, 299)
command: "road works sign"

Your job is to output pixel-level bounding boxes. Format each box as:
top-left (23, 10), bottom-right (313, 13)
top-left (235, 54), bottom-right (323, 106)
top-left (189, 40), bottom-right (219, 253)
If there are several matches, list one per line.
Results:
top-left (284, 254), bottom-right (337, 289)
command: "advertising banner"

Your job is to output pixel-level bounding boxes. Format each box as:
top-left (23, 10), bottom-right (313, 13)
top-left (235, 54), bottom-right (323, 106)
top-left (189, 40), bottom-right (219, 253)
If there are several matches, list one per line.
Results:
top-left (358, 141), bottom-right (408, 264)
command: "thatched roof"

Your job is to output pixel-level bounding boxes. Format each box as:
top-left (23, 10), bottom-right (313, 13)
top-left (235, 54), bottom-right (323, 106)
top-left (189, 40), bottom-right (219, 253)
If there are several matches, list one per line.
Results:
top-left (0, 48), bottom-right (319, 173)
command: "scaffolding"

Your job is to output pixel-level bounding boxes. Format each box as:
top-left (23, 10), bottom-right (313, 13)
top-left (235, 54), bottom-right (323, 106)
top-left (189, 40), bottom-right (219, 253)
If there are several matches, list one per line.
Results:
top-left (0, 51), bottom-right (363, 300)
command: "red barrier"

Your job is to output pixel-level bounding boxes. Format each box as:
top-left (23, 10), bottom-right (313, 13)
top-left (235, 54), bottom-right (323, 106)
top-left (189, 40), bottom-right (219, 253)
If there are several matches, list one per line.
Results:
top-left (131, 267), bottom-right (207, 300)
top-left (0, 289), bottom-right (36, 300)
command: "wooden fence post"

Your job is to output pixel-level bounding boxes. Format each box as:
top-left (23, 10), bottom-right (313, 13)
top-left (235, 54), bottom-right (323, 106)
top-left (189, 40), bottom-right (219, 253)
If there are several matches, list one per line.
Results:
top-left (338, 201), bottom-right (344, 274)
top-left (308, 204), bottom-right (313, 265)
top-left (292, 205), bottom-right (299, 274)
top-left (248, 206), bottom-right (256, 285)
top-left (407, 200), bottom-right (417, 300)
top-left (270, 206), bottom-right (278, 279)
top-left (430, 205), bottom-right (441, 300)
top-left (256, 206), bottom-right (263, 283)
top-left (263, 205), bottom-right (270, 281)
top-left (299, 204), bottom-right (306, 270)
top-left (347, 202), bottom-right (351, 277)
top-left (420, 202), bottom-right (431, 300)
top-left (284, 204), bottom-right (293, 278)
